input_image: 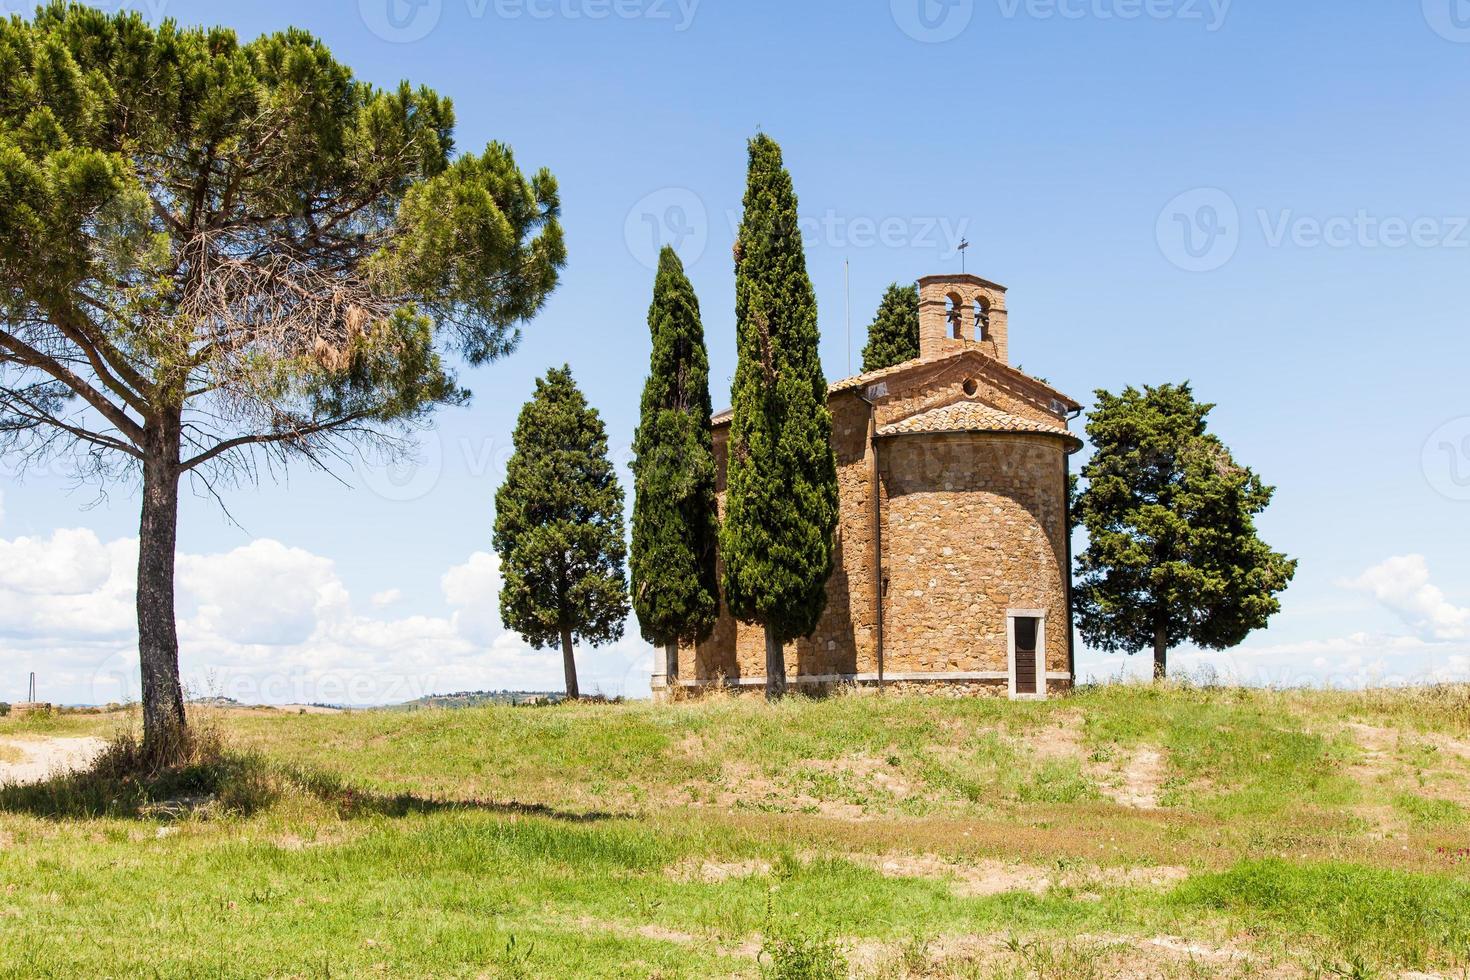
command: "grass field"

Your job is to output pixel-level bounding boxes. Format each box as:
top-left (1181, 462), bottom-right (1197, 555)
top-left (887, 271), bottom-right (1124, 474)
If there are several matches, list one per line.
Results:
top-left (2, 683), bottom-right (1469, 978)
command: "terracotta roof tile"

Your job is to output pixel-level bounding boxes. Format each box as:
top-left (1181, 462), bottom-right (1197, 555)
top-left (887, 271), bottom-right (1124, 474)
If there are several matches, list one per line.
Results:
top-left (878, 401), bottom-right (1080, 447)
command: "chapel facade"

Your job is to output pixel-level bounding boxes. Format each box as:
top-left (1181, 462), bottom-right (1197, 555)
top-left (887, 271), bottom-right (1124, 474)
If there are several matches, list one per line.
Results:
top-left (652, 273), bottom-right (1082, 700)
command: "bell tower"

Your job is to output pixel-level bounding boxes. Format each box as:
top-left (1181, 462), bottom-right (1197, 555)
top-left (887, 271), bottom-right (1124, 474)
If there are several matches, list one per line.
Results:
top-left (917, 273), bottom-right (1009, 364)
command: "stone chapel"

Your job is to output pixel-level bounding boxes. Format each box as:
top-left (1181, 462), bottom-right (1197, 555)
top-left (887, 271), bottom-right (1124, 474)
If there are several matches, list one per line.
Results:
top-left (652, 272), bottom-right (1082, 700)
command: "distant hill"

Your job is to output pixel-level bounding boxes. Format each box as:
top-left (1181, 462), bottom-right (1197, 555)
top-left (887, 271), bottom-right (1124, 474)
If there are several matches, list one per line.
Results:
top-left (395, 690), bottom-right (565, 710)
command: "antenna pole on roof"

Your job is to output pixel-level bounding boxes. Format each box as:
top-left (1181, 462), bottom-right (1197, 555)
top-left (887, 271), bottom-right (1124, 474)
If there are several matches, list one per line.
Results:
top-left (844, 258), bottom-right (852, 377)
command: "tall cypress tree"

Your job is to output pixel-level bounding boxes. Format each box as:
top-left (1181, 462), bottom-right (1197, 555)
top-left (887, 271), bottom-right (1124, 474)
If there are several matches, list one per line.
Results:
top-left (631, 247), bottom-right (720, 683)
top-left (860, 282), bottom-right (921, 372)
top-left (720, 134), bottom-right (839, 699)
top-left (494, 366), bottom-right (629, 700)
top-left (1073, 383), bottom-right (1297, 680)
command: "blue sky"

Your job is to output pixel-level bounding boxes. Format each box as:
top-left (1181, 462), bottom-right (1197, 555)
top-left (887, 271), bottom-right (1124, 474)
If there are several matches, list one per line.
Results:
top-left (3, 0), bottom-right (1469, 704)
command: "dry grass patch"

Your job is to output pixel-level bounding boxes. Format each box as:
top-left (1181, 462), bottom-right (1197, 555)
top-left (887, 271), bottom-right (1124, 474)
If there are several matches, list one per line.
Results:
top-left (854, 932), bottom-right (1298, 979)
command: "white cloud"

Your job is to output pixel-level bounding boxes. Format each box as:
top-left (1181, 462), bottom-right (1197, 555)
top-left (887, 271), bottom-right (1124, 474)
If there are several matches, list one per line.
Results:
top-left (442, 551), bottom-right (502, 644)
top-left (178, 540), bottom-right (345, 647)
top-left (1344, 555), bottom-right (1470, 641)
top-left (0, 528), bottom-right (113, 596)
top-left (0, 529), bottom-right (653, 706)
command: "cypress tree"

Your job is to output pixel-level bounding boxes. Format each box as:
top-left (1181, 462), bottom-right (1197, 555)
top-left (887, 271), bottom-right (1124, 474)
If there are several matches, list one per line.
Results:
top-left (494, 366), bottom-right (629, 700)
top-left (720, 134), bottom-right (840, 699)
top-left (1073, 383), bottom-right (1297, 680)
top-left (631, 247), bottom-right (721, 682)
top-left (860, 282), bottom-right (921, 372)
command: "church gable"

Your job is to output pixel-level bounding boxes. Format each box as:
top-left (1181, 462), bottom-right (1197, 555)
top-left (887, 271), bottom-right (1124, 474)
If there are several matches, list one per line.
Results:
top-left (837, 348), bottom-right (1077, 439)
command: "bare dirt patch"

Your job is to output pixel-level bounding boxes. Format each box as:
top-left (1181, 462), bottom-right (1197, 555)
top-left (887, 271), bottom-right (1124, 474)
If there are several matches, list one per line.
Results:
top-left (696, 760), bottom-right (872, 819)
top-left (1341, 722), bottom-right (1470, 832)
top-left (1016, 714), bottom-right (1168, 810)
top-left (840, 852), bottom-right (1188, 898)
top-left (0, 736), bottom-right (106, 785)
top-left (798, 754), bottom-right (914, 799)
top-left (665, 857), bottom-right (772, 883)
top-left (1108, 747), bottom-right (1166, 810)
top-left (1080, 739), bottom-right (1170, 811)
top-left (1029, 712), bottom-right (1087, 762)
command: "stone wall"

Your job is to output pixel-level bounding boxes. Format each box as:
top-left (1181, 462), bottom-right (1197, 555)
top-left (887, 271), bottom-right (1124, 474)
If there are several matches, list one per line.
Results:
top-left (878, 432), bottom-right (1070, 678)
top-left (683, 386), bottom-right (1073, 695)
top-left (692, 392), bottom-right (878, 681)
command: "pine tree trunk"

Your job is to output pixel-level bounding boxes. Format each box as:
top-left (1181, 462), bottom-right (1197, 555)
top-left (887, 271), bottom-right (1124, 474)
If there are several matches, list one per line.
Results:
top-left (1153, 623), bottom-right (1168, 682)
top-left (560, 625), bottom-right (580, 701)
top-left (764, 624), bottom-right (786, 701)
top-left (137, 415), bottom-right (187, 762)
top-left (664, 640), bottom-right (678, 684)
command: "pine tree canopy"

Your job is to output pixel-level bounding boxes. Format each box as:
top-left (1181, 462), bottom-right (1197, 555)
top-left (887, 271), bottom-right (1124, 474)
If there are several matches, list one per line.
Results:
top-left (0, 4), bottom-right (566, 476)
top-left (630, 246), bottom-right (720, 648)
top-left (0, 4), bottom-right (565, 754)
top-left (860, 282), bottom-right (920, 372)
top-left (494, 366), bottom-right (629, 652)
top-left (720, 134), bottom-right (839, 645)
top-left (1073, 383), bottom-right (1297, 667)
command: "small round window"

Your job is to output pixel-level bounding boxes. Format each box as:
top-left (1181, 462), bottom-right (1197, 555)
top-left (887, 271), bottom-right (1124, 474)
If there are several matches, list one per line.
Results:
top-left (962, 379), bottom-right (978, 397)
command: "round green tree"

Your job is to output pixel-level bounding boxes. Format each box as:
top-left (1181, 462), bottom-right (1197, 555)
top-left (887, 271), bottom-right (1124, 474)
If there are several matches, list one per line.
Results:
top-left (631, 247), bottom-right (719, 683)
top-left (1073, 383), bottom-right (1297, 680)
top-left (0, 5), bottom-right (564, 757)
top-left (720, 134), bottom-right (839, 699)
top-left (860, 282), bottom-right (920, 372)
top-left (494, 366), bottom-right (629, 700)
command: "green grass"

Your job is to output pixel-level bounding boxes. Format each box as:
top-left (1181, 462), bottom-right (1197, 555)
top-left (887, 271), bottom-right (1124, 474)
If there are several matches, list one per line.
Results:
top-left (1, 684), bottom-right (1468, 977)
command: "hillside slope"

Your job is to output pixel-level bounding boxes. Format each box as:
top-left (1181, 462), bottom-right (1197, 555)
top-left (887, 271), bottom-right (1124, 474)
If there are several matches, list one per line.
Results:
top-left (1, 685), bottom-right (1468, 978)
